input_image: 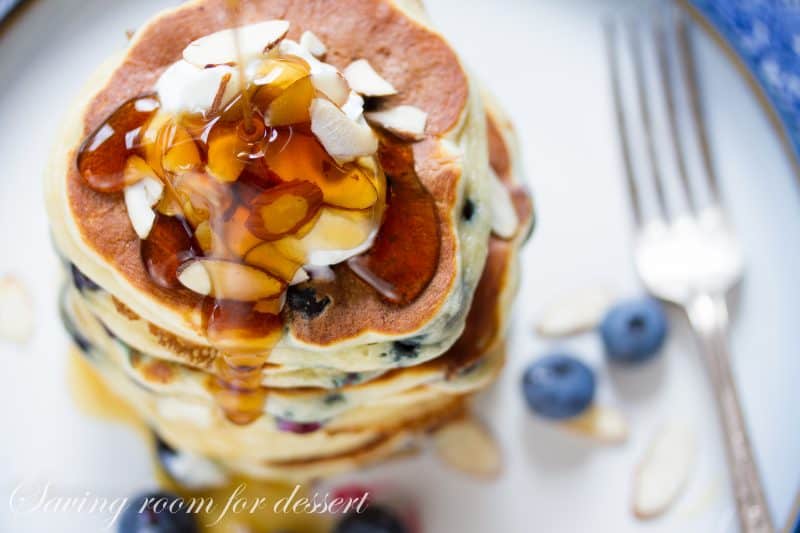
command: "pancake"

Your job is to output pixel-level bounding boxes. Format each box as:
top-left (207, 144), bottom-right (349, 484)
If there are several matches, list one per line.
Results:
top-left (63, 284), bottom-right (484, 465)
top-left (45, 0), bottom-right (497, 356)
top-left (63, 283), bottom-right (503, 420)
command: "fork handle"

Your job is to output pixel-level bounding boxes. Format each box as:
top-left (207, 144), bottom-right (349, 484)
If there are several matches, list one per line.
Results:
top-left (687, 293), bottom-right (773, 533)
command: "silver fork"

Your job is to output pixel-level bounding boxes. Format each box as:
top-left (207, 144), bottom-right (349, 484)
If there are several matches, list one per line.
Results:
top-left (605, 12), bottom-right (773, 533)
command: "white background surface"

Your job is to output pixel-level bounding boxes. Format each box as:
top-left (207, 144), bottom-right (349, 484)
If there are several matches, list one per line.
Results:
top-left (0, 0), bottom-right (798, 532)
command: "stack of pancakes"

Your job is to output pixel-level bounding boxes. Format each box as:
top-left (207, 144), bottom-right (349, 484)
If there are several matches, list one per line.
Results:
top-left (46, 0), bottom-right (533, 482)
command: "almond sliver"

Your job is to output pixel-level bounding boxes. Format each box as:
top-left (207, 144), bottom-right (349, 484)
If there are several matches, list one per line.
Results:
top-left (343, 59), bottom-right (398, 97)
top-left (561, 405), bottom-right (628, 444)
top-left (311, 66), bottom-right (350, 107)
top-left (0, 276), bottom-right (33, 344)
top-left (633, 422), bottom-right (695, 519)
top-left (310, 98), bottom-right (378, 164)
top-left (341, 92), bottom-right (365, 121)
top-left (536, 287), bottom-right (614, 337)
top-left (124, 177), bottom-right (163, 239)
top-left (434, 418), bottom-right (501, 478)
top-left (300, 31), bottom-right (327, 57)
top-left (488, 168), bottom-right (519, 238)
top-left (183, 20), bottom-right (290, 68)
top-left (365, 105), bottom-right (427, 140)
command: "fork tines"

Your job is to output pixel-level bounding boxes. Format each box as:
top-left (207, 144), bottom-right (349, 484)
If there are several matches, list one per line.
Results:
top-left (605, 10), bottom-right (720, 228)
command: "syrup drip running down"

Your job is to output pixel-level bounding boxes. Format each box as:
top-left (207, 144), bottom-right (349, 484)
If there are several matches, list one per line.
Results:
top-left (76, 15), bottom-right (441, 425)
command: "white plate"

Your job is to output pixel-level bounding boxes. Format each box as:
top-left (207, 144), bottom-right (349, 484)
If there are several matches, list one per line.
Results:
top-left (0, 0), bottom-right (798, 532)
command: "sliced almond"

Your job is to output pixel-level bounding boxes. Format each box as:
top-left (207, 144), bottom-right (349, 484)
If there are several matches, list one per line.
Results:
top-left (178, 259), bottom-right (284, 301)
top-left (300, 207), bottom-right (379, 266)
top-left (561, 405), bottom-right (628, 444)
top-left (341, 91), bottom-right (365, 121)
top-left (536, 287), bottom-right (614, 337)
top-left (124, 177), bottom-right (163, 239)
top-left (290, 268), bottom-right (310, 285)
top-left (434, 418), bottom-right (501, 478)
top-left (0, 276), bottom-right (34, 344)
top-left (311, 66), bottom-right (350, 107)
top-left (155, 60), bottom-right (240, 114)
top-left (300, 30), bottom-right (327, 57)
top-left (309, 98), bottom-right (378, 164)
top-left (633, 422), bottom-right (695, 519)
top-left (177, 261), bottom-right (212, 296)
top-left (305, 265), bottom-right (336, 282)
top-left (245, 242), bottom-right (304, 281)
top-left (344, 59), bottom-right (398, 96)
top-left (278, 39), bottom-right (316, 66)
top-left (123, 155), bottom-right (158, 187)
top-left (365, 105), bottom-right (427, 141)
top-left (488, 169), bottom-right (519, 239)
top-left (183, 20), bottom-right (290, 68)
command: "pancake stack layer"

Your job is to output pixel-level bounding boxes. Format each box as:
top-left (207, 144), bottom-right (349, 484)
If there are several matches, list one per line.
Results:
top-left (46, 0), bottom-right (533, 481)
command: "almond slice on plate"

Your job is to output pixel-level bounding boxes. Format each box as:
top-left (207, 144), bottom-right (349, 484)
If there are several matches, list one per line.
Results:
top-left (433, 418), bottom-right (501, 478)
top-left (311, 66), bottom-right (350, 107)
top-left (536, 286), bottom-right (614, 337)
top-left (488, 169), bottom-right (519, 239)
top-left (561, 405), bottom-right (628, 444)
top-left (178, 259), bottom-right (285, 301)
top-left (183, 20), bottom-right (290, 68)
top-left (365, 105), bottom-right (427, 141)
top-left (124, 177), bottom-right (164, 239)
top-left (0, 276), bottom-right (34, 344)
top-left (343, 59), bottom-right (398, 97)
top-left (300, 30), bottom-right (327, 57)
top-left (310, 98), bottom-right (378, 164)
top-left (633, 422), bottom-right (695, 519)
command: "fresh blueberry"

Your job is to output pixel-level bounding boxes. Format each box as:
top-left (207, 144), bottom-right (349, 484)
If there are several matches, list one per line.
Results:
top-left (275, 417), bottom-right (322, 434)
top-left (521, 354), bottom-right (595, 420)
top-left (70, 263), bottom-right (101, 292)
top-left (118, 491), bottom-right (198, 533)
top-left (461, 198), bottom-right (475, 221)
top-left (334, 504), bottom-right (407, 533)
top-left (600, 297), bottom-right (668, 363)
top-left (392, 339), bottom-right (420, 361)
top-left (286, 286), bottom-right (330, 319)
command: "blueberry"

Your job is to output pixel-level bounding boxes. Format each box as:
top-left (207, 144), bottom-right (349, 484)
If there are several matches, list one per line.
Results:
top-left (600, 298), bottom-right (668, 363)
top-left (118, 492), bottom-right (198, 533)
top-left (334, 505), bottom-right (407, 533)
top-left (392, 339), bottom-right (420, 361)
top-left (275, 417), bottom-right (322, 434)
top-left (521, 354), bottom-right (595, 420)
top-left (70, 263), bottom-right (101, 292)
top-left (461, 198), bottom-right (475, 221)
top-left (286, 286), bottom-right (330, 319)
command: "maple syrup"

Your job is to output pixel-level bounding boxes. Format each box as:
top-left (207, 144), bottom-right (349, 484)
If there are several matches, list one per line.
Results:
top-left (75, 14), bottom-right (441, 426)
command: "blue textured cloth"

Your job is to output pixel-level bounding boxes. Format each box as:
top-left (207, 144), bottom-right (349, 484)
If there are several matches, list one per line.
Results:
top-left (690, 0), bottom-right (800, 159)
